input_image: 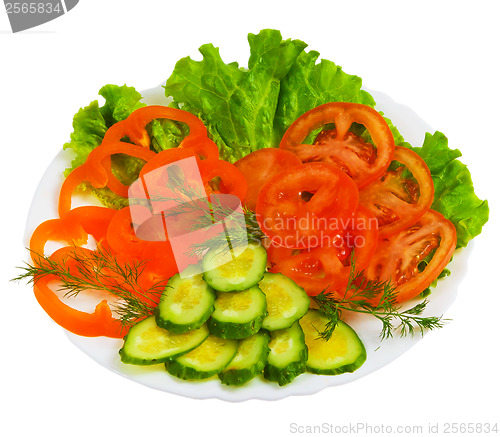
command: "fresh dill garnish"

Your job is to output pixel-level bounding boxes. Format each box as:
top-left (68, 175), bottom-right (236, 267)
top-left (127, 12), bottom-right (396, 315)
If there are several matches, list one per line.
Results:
top-left (311, 254), bottom-right (447, 341)
top-left (13, 245), bottom-right (167, 328)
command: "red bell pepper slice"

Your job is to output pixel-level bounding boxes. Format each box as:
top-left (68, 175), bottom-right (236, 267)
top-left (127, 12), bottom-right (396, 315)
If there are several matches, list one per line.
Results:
top-left (29, 207), bottom-right (124, 338)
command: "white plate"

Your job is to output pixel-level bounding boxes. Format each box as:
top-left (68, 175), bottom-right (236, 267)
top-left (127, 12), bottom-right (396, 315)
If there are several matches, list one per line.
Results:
top-left (24, 85), bottom-right (469, 402)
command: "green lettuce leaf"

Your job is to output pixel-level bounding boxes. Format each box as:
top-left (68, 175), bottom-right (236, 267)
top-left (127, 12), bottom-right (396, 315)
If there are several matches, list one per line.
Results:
top-left (63, 100), bottom-right (107, 173)
top-left (273, 50), bottom-right (375, 142)
top-left (163, 29), bottom-right (488, 247)
top-left (63, 84), bottom-right (147, 208)
top-left (164, 29), bottom-right (307, 161)
top-left (146, 117), bottom-right (189, 153)
top-left (274, 49), bottom-right (405, 146)
top-left (410, 132), bottom-right (489, 248)
top-left (64, 84), bottom-right (146, 175)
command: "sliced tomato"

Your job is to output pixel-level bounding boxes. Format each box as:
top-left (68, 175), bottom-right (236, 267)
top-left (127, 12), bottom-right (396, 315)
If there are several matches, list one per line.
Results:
top-left (234, 148), bottom-right (302, 210)
top-left (267, 244), bottom-right (345, 296)
top-left (359, 146), bottom-right (434, 238)
top-left (256, 162), bottom-right (359, 249)
top-left (267, 206), bottom-right (378, 295)
top-left (279, 102), bottom-right (395, 189)
top-left (363, 209), bottom-right (456, 304)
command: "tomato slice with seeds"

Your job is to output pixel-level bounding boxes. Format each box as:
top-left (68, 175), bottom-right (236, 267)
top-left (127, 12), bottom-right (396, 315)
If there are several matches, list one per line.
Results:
top-left (234, 148), bottom-right (302, 210)
top-left (267, 206), bottom-right (378, 296)
top-left (279, 102), bottom-right (395, 189)
top-left (267, 244), bottom-right (345, 296)
top-left (359, 146), bottom-right (434, 238)
top-left (256, 161), bottom-right (359, 249)
top-left (363, 209), bottom-right (456, 304)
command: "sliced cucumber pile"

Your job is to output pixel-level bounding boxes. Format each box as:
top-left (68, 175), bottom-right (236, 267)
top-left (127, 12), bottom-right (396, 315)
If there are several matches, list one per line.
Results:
top-left (300, 309), bottom-right (366, 375)
top-left (202, 242), bottom-right (267, 292)
top-left (155, 273), bottom-right (215, 334)
top-left (119, 245), bottom-right (367, 386)
top-left (208, 286), bottom-right (267, 339)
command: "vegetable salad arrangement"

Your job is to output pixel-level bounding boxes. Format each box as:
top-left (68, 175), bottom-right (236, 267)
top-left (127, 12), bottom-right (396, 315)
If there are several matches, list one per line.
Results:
top-left (16, 29), bottom-right (489, 389)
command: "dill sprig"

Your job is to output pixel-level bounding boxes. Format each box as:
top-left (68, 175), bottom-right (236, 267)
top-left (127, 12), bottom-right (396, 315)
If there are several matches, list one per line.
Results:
top-left (311, 255), bottom-right (447, 341)
top-left (186, 206), bottom-right (265, 258)
top-left (13, 245), bottom-right (166, 328)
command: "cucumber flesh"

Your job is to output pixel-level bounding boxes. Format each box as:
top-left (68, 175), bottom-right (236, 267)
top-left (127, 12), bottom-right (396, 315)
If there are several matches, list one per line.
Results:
top-left (259, 273), bottom-right (310, 331)
top-left (165, 335), bottom-right (239, 380)
top-left (264, 321), bottom-right (308, 386)
top-left (218, 331), bottom-right (270, 386)
top-left (202, 242), bottom-right (267, 292)
top-left (300, 309), bottom-right (366, 375)
top-left (119, 316), bottom-right (209, 365)
top-left (208, 286), bottom-right (267, 339)
top-left (155, 273), bottom-right (215, 334)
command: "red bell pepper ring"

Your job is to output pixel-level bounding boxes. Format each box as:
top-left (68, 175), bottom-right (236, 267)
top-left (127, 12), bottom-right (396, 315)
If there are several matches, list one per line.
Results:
top-left (198, 159), bottom-right (247, 202)
top-left (179, 136), bottom-right (219, 160)
top-left (29, 206), bottom-right (124, 338)
top-left (109, 105), bottom-right (209, 148)
top-left (100, 106), bottom-right (213, 195)
top-left (58, 141), bottom-right (156, 217)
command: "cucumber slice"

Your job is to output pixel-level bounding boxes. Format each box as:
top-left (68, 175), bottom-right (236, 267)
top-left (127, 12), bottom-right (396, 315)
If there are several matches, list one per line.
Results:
top-left (165, 335), bottom-right (239, 380)
top-left (202, 242), bottom-right (267, 292)
top-left (259, 273), bottom-right (310, 331)
top-left (219, 331), bottom-right (270, 386)
top-left (119, 316), bottom-right (209, 365)
top-left (300, 309), bottom-right (366, 375)
top-left (155, 273), bottom-right (215, 334)
top-left (208, 286), bottom-right (267, 339)
top-left (264, 321), bottom-right (308, 386)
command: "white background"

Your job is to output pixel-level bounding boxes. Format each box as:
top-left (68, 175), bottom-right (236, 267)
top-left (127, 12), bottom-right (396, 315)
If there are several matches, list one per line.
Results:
top-left (1, 1), bottom-right (499, 436)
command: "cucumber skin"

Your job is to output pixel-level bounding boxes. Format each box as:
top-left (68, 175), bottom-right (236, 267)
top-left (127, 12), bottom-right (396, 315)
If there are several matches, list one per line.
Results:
top-left (218, 334), bottom-right (271, 386)
top-left (207, 313), bottom-right (267, 340)
top-left (120, 345), bottom-right (194, 366)
top-left (264, 346), bottom-right (308, 386)
top-left (155, 302), bottom-right (215, 334)
top-left (306, 348), bottom-right (367, 375)
top-left (165, 360), bottom-right (219, 380)
top-left (165, 345), bottom-right (239, 380)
